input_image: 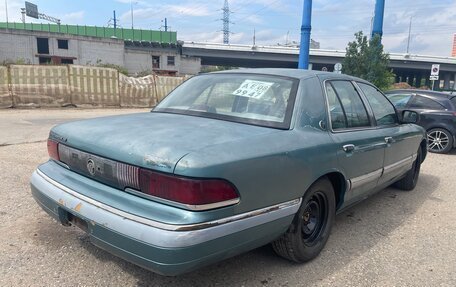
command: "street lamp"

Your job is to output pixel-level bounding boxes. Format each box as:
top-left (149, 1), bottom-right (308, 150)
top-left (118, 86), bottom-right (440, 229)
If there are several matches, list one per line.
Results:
top-left (5, 0), bottom-right (9, 23)
top-left (130, 1), bottom-right (138, 29)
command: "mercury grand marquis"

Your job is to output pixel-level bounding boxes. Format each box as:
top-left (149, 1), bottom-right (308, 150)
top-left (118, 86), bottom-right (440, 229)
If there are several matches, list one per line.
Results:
top-left (31, 69), bottom-right (427, 276)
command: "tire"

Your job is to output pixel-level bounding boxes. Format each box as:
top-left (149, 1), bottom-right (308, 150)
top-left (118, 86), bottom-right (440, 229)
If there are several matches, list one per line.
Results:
top-left (393, 148), bottom-right (422, 191)
top-left (272, 177), bottom-right (335, 263)
top-left (427, 128), bottom-right (453, 154)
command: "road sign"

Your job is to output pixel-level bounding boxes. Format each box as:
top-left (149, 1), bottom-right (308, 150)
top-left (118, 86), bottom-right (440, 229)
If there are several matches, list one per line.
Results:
top-left (25, 1), bottom-right (38, 19)
top-left (430, 75), bottom-right (439, 81)
top-left (322, 67), bottom-right (328, 72)
top-left (431, 64), bottom-right (440, 77)
top-left (334, 63), bottom-right (342, 71)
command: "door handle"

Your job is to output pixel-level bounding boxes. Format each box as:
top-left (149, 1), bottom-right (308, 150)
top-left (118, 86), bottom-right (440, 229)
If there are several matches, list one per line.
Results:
top-left (343, 144), bottom-right (355, 153)
top-left (385, 137), bottom-right (394, 144)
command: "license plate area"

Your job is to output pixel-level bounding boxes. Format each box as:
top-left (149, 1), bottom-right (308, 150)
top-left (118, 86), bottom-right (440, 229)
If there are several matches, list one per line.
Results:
top-left (67, 212), bottom-right (89, 233)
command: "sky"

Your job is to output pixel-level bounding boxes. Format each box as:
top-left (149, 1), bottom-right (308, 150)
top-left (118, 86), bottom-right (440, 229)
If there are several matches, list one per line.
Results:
top-left (0, 0), bottom-right (455, 56)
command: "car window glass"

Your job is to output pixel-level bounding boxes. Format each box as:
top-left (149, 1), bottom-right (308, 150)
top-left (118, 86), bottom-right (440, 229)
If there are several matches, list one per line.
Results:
top-left (326, 82), bottom-right (347, 129)
top-left (330, 81), bottom-right (370, 128)
top-left (387, 93), bottom-right (412, 108)
top-left (408, 95), bottom-right (445, 110)
top-left (155, 74), bottom-right (297, 129)
top-left (358, 83), bottom-right (398, 126)
top-left (451, 96), bottom-right (456, 109)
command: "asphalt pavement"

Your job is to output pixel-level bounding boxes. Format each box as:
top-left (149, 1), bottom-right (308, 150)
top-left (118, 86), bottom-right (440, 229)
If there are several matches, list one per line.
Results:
top-left (0, 109), bottom-right (455, 286)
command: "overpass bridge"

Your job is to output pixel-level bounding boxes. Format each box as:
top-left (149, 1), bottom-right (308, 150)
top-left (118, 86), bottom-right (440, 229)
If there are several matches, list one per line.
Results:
top-left (181, 42), bottom-right (456, 90)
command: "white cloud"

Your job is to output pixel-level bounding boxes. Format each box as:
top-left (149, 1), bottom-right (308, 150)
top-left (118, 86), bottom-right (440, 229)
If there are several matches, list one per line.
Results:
top-left (62, 11), bottom-right (85, 24)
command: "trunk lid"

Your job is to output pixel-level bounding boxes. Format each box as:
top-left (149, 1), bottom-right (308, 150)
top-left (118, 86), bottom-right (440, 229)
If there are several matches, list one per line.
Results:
top-left (51, 112), bottom-right (278, 173)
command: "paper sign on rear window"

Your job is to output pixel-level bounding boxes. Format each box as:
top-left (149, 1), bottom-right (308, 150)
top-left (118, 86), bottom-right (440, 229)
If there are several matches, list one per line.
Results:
top-left (232, 80), bottom-right (274, 99)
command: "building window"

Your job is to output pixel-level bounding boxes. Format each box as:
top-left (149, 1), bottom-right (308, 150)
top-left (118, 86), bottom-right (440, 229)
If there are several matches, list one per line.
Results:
top-left (167, 56), bottom-right (175, 66)
top-left (57, 39), bottom-right (69, 49)
top-left (152, 56), bottom-right (160, 69)
top-left (37, 37), bottom-right (49, 54)
top-left (39, 57), bottom-right (51, 64)
top-left (61, 59), bottom-right (74, 64)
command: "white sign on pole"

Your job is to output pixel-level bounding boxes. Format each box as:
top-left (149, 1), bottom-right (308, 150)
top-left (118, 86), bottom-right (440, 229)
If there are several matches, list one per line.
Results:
top-left (430, 64), bottom-right (440, 77)
top-left (334, 63), bottom-right (342, 74)
top-left (430, 75), bottom-right (439, 81)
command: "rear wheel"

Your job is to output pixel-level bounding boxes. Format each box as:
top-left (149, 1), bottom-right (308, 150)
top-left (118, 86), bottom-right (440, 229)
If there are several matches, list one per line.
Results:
top-left (272, 178), bottom-right (335, 263)
top-left (427, 128), bottom-right (453, 154)
top-left (393, 148), bottom-right (422, 191)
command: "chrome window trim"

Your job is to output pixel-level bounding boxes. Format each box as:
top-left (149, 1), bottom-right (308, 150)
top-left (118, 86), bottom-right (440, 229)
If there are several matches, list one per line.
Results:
top-left (352, 81), bottom-right (400, 128)
top-left (35, 168), bottom-right (301, 232)
top-left (322, 79), bottom-right (374, 133)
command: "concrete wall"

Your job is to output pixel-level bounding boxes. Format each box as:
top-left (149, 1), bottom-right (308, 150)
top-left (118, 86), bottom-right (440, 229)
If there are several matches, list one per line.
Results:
top-left (124, 48), bottom-right (201, 75)
top-left (77, 40), bottom-right (124, 66)
top-left (124, 51), bottom-right (153, 75)
top-left (0, 31), bottom-right (36, 64)
top-left (0, 29), bottom-right (201, 75)
top-left (179, 56), bottom-right (201, 75)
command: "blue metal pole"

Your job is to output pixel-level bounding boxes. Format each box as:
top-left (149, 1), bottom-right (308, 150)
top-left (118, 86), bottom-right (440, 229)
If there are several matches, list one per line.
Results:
top-left (371, 0), bottom-right (385, 38)
top-left (298, 0), bottom-right (312, 69)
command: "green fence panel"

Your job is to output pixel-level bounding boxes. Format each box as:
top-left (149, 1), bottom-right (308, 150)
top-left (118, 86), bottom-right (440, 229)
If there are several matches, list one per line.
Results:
top-left (0, 22), bottom-right (177, 43)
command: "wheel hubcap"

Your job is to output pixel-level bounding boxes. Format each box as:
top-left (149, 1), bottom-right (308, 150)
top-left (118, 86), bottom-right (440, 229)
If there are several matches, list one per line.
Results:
top-left (301, 192), bottom-right (328, 244)
top-left (427, 131), bottom-right (449, 152)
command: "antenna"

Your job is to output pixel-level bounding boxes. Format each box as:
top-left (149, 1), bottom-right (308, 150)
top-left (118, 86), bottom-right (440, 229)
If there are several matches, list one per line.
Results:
top-left (221, 0), bottom-right (232, 44)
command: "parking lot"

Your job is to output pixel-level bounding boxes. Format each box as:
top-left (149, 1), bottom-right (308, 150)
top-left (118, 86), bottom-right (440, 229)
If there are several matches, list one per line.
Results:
top-left (1, 108), bottom-right (455, 287)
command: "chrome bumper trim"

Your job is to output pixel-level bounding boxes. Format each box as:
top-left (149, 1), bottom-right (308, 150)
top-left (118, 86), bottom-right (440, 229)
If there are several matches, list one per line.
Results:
top-left (32, 169), bottom-right (301, 248)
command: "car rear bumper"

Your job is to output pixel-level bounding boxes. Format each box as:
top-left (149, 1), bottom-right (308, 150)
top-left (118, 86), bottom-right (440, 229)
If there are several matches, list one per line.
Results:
top-left (31, 168), bottom-right (299, 276)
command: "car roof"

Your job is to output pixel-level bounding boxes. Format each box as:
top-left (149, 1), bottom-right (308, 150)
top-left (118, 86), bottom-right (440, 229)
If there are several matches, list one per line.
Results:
top-left (386, 89), bottom-right (454, 99)
top-left (210, 68), bottom-right (368, 82)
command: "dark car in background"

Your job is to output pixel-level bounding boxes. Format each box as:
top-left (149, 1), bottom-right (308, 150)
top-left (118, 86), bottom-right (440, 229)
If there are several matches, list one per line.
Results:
top-left (386, 89), bottom-right (456, 154)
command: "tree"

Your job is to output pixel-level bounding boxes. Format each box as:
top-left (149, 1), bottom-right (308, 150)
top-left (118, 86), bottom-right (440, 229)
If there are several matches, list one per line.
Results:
top-left (342, 31), bottom-right (393, 90)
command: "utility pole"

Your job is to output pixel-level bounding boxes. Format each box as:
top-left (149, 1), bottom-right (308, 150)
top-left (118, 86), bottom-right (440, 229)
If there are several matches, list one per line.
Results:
top-left (406, 17), bottom-right (412, 54)
top-left (298, 0), bottom-right (312, 69)
top-left (21, 8), bottom-right (25, 23)
top-left (164, 18), bottom-right (168, 32)
top-left (113, 10), bottom-right (117, 30)
top-left (222, 0), bottom-right (231, 44)
top-left (5, 0), bottom-right (8, 23)
top-left (371, 0), bottom-right (385, 39)
top-left (130, 0), bottom-right (134, 29)
top-left (253, 28), bottom-right (256, 46)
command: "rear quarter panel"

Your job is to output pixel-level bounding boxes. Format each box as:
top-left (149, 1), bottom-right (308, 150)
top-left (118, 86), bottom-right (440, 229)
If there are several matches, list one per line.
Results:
top-left (174, 128), bottom-right (338, 214)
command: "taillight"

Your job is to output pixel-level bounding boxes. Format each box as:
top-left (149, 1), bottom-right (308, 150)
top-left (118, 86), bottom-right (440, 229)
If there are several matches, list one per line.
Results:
top-left (139, 169), bottom-right (239, 209)
top-left (47, 139), bottom-right (60, 161)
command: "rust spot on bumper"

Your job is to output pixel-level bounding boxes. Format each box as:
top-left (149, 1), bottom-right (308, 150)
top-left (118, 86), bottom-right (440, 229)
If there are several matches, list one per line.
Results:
top-left (74, 203), bottom-right (82, 212)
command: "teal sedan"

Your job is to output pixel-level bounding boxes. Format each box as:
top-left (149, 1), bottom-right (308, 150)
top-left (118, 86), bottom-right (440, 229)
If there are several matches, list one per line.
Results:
top-left (31, 69), bottom-right (427, 276)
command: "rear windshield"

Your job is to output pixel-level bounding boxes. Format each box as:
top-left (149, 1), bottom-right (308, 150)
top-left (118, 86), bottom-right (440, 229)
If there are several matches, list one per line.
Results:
top-left (154, 73), bottom-right (299, 129)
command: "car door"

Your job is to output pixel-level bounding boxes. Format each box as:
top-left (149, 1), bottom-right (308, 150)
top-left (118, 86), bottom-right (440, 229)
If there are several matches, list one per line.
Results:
top-left (357, 83), bottom-right (418, 186)
top-left (325, 80), bottom-right (385, 206)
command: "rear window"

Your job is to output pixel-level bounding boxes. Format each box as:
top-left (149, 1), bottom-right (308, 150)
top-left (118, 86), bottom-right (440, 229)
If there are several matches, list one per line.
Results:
top-left (387, 93), bottom-right (412, 108)
top-left (154, 73), bottom-right (299, 129)
top-left (408, 95), bottom-right (445, 110)
top-left (451, 97), bottom-right (456, 109)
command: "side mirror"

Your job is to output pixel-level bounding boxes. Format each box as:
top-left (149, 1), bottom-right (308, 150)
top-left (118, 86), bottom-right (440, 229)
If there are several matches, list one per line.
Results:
top-left (401, 110), bottom-right (419, 124)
